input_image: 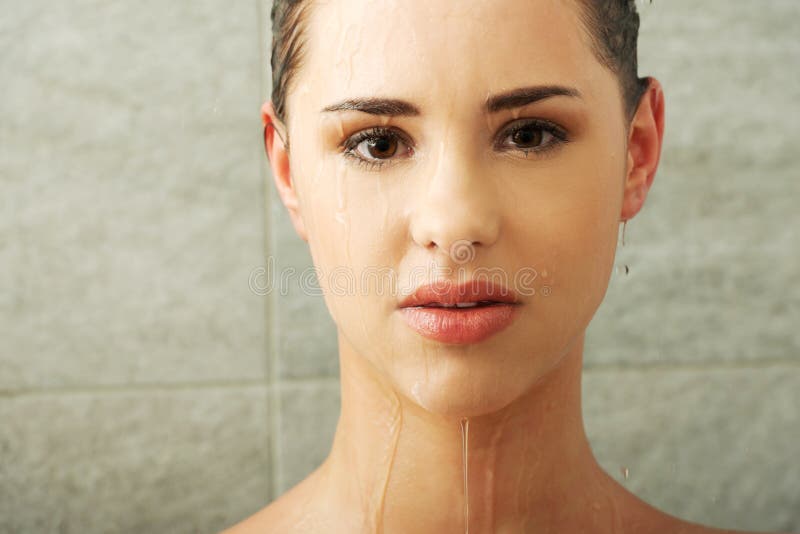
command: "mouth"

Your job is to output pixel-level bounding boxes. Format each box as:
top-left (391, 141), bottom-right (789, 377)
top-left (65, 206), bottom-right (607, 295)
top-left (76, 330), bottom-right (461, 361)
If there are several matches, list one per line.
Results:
top-left (397, 279), bottom-right (520, 344)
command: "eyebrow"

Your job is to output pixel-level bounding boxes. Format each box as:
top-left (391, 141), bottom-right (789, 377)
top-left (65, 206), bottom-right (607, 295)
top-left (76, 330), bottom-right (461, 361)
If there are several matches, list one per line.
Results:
top-left (320, 85), bottom-right (581, 117)
top-left (485, 85), bottom-right (581, 113)
top-left (321, 98), bottom-right (420, 116)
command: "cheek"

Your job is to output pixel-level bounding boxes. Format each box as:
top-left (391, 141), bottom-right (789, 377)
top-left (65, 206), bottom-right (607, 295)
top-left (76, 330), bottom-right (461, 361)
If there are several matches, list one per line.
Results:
top-left (300, 171), bottom-right (399, 267)
top-left (502, 136), bottom-right (625, 324)
top-left (546, 142), bottom-right (626, 322)
top-left (294, 161), bottom-right (406, 325)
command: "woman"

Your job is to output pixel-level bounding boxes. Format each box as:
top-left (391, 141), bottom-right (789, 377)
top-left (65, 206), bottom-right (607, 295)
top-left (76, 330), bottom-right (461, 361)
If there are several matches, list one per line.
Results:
top-left (226, 1), bottom-right (774, 532)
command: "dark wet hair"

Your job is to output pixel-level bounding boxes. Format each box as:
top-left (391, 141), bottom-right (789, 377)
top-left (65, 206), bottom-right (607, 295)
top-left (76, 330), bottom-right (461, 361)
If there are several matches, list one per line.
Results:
top-left (576, 1), bottom-right (651, 118)
top-left (269, 0), bottom-right (649, 130)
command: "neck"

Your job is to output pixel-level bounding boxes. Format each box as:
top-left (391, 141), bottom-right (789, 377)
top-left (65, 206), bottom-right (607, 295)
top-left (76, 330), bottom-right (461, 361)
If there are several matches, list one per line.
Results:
top-left (317, 333), bottom-right (627, 533)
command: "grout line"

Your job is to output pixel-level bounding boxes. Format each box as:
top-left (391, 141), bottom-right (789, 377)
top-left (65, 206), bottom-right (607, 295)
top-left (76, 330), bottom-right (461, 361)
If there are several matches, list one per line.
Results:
top-left (255, 0), bottom-right (283, 501)
top-left (277, 377), bottom-right (341, 389)
top-left (2, 359), bottom-right (794, 399)
top-left (0, 379), bottom-right (268, 398)
top-left (273, 357), bottom-right (800, 386)
top-left (257, 0), bottom-right (282, 504)
top-left (584, 357), bottom-right (800, 374)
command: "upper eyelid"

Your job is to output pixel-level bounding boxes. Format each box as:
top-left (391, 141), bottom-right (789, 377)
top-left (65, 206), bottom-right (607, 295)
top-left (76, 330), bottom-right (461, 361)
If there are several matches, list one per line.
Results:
top-left (496, 118), bottom-right (567, 139)
top-left (341, 126), bottom-right (412, 150)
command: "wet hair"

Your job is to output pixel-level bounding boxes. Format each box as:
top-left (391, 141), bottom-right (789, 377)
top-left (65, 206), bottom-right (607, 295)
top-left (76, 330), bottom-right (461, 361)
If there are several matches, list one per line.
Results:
top-left (576, 1), bottom-right (651, 118)
top-left (269, 0), bottom-right (649, 130)
top-left (269, 0), bottom-right (313, 132)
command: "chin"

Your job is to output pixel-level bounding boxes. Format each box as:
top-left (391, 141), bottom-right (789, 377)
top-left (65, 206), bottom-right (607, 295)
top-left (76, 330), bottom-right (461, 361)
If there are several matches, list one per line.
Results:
top-left (398, 372), bottom-right (529, 420)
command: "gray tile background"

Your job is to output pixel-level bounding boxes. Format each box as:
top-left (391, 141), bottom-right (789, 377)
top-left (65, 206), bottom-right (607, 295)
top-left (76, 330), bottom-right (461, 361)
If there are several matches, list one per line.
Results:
top-left (1, 1), bottom-right (270, 532)
top-left (1, 0), bottom-right (797, 532)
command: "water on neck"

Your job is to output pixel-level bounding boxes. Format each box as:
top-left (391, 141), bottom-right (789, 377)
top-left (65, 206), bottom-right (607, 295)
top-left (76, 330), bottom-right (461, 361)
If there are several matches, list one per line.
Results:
top-left (460, 417), bottom-right (470, 534)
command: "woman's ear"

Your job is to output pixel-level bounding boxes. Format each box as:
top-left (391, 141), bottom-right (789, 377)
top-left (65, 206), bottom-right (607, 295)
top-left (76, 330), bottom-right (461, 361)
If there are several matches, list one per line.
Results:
top-left (620, 77), bottom-right (666, 222)
top-left (261, 100), bottom-right (308, 242)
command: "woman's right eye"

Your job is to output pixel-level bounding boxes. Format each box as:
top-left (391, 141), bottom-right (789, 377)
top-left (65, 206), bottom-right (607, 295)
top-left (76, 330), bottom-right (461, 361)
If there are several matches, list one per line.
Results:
top-left (341, 127), bottom-right (413, 171)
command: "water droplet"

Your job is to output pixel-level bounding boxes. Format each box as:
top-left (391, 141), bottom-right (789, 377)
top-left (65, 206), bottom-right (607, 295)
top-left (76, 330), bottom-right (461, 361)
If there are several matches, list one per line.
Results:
top-left (614, 264), bottom-right (631, 277)
top-left (620, 466), bottom-right (629, 480)
top-left (411, 381), bottom-right (422, 404)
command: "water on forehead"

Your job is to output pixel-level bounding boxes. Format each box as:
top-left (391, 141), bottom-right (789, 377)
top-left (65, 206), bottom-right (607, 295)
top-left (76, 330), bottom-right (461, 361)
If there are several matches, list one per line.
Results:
top-left (299, 0), bottom-right (593, 110)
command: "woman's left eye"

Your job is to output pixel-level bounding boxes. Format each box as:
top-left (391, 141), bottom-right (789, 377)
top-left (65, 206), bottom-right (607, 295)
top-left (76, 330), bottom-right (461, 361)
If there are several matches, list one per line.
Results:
top-left (341, 127), bottom-right (413, 171)
top-left (496, 119), bottom-right (568, 156)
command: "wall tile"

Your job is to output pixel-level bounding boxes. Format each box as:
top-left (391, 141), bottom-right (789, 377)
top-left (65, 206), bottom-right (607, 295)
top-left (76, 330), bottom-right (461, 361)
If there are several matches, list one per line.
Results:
top-left (0, 1), bottom-right (267, 389)
top-left (0, 386), bottom-right (270, 534)
top-left (585, 0), bottom-right (800, 367)
top-left (270, 193), bottom-right (340, 380)
top-left (276, 382), bottom-right (340, 495)
top-left (584, 366), bottom-right (800, 532)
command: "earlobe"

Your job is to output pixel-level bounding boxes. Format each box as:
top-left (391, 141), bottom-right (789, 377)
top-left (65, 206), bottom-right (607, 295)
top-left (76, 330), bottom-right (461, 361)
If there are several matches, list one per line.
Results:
top-left (620, 77), bottom-right (666, 222)
top-left (261, 101), bottom-right (309, 242)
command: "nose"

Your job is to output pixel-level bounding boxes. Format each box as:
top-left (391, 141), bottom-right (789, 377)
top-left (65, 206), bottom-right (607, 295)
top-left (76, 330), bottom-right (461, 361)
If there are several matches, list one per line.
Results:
top-left (409, 143), bottom-right (501, 261)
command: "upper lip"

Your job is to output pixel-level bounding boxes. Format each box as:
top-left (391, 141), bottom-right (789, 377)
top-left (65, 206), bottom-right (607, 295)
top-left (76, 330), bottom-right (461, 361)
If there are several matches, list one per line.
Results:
top-left (398, 279), bottom-right (520, 308)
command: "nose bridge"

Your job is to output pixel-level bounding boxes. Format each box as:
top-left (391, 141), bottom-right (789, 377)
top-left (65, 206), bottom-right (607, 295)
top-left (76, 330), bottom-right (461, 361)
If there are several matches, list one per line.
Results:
top-left (410, 133), bottom-right (501, 255)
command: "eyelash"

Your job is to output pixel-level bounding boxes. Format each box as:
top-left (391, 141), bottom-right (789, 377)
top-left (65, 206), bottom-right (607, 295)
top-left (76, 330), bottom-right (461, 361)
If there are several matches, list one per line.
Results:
top-left (340, 126), bottom-right (413, 171)
top-left (339, 119), bottom-right (569, 171)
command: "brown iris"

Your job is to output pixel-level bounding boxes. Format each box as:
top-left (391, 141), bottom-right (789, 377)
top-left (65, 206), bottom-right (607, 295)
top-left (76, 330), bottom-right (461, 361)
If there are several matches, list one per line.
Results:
top-left (511, 126), bottom-right (543, 148)
top-left (366, 136), bottom-right (398, 159)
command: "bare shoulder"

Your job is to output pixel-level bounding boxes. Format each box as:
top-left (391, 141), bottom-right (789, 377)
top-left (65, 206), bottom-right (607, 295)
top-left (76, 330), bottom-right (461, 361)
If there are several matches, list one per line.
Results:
top-left (662, 510), bottom-right (793, 534)
top-left (615, 487), bottom-right (787, 534)
top-left (631, 517), bottom-right (789, 534)
top-left (218, 491), bottom-right (296, 534)
top-left (218, 472), bottom-right (325, 534)
top-left (678, 525), bottom-right (791, 534)
top-left (636, 516), bottom-right (790, 534)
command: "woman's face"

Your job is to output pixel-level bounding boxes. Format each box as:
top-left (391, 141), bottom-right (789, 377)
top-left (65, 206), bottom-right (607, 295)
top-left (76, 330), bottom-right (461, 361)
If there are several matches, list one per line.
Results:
top-left (279, 0), bottom-right (633, 416)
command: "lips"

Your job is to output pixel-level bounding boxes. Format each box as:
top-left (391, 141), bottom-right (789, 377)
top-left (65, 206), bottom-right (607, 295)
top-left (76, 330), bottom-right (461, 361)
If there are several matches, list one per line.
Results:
top-left (397, 279), bottom-right (520, 344)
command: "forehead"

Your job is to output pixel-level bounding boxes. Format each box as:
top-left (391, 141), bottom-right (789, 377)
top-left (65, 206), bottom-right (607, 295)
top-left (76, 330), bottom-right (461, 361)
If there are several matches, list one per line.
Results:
top-left (292, 0), bottom-right (605, 115)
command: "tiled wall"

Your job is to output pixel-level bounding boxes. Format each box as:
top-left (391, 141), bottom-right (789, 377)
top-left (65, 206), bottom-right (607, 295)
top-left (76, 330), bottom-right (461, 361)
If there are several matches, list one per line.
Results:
top-left (584, 3), bottom-right (800, 529)
top-left (1, 2), bottom-right (270, 532)
top-left (1, 1), bottom-right (797, 533)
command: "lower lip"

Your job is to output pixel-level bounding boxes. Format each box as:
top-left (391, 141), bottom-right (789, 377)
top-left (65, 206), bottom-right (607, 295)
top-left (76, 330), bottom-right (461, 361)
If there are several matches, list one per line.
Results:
top-left (399, 304), bottom-right (519, 344)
